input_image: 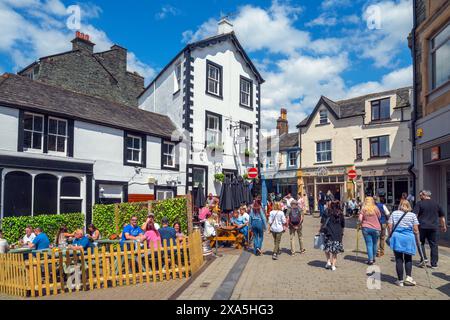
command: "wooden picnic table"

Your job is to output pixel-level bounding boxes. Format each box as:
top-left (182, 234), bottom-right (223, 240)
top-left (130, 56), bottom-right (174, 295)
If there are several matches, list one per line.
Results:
top-left (208, 226), bottom-right (245, 249)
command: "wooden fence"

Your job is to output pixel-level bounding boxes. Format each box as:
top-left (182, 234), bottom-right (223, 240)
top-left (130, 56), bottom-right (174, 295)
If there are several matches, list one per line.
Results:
top-left (0, 230), bottom-right (203, 298)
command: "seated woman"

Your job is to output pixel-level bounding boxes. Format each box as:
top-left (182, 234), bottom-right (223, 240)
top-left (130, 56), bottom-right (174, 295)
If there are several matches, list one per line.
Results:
top-left (237, 205), bottom-right (250, 247)
top-left (144, 222), bottom-right (162, 250)
top-left (55, 225), bottom-right (73, 247)
top-left (86, 224), bottom-right (101, 247)
top-left (173, 222), bottom-right (185, 244)
top-left (204, 212), bottom-right (219, 238)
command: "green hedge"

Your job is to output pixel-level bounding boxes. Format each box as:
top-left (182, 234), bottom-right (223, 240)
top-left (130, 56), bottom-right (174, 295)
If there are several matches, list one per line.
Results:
top-left (0, 213), bottom-right (85, 244)
top-left (92, 198), bottom-right (188, 238)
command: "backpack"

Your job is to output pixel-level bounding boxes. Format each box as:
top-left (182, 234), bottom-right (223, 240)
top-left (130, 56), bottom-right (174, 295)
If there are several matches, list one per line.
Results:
top-left (289, 208), bottom-right (301, 226)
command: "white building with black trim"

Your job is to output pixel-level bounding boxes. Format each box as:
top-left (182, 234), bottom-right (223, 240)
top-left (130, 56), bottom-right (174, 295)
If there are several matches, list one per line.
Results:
top-left (139, 18), bottom-right (264, 197)
top-left (0, 73), bottom-right (182, 223)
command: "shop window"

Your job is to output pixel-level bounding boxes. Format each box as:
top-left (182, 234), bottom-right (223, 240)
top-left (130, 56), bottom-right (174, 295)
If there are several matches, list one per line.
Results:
top-left (34, 174), bottom-right (58, 215)
top-left (3, 171), bottom-right (32, 217)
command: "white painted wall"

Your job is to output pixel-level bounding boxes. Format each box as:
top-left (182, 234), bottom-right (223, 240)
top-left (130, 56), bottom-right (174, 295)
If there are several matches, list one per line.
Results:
top-left (0, 106), bottom-right (19, 152)
top-left (300, 94), bottom-right (412, 170)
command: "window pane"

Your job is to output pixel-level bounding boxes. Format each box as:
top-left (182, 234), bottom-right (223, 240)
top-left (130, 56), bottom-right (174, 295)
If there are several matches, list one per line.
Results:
top-left (132, 150), bottom-right (140, 162)
top-left (57, 136), bottom-right (65, 152)
top-left (60, 199), bottom-right (82, 214)
top-left (126, 149), bottom-right (132, 161)
top-left (433, 42), bottom-right (450, 88)
top-left (371, 140), bottom-right (379, 157)
top-left (32, 132), bottom-right (42, 149)
top-left (34, 174), bottom-right (58, 215)
top-left (24, 114), bottom-right (33, 130)
top-left (380, 99), bottom-right (391, 119)
top-left (133, 137), bottom-right (140, 149)
top-left (433, 24), bottom-right (450, 48)
top-left (380, 136), bottom-right (389, 156)
top-left (33, 116), bottom-right (43, 132)
top-left (49, 119), bottom-right (57, 134)
top-left (24, 131), bottom-right (32, 148)
top-left (48, 135), bottom-right (56, 151)
top-left (61, 177), bottom-right (81, 197)
top-left (372, 105), bottom-right (379, 120)
top-left (58, 120), bottom-right (66, 135)
top-left (126, 137), bottom-right (133, 148)
top-left (4, 171), bottom-right (32, 217)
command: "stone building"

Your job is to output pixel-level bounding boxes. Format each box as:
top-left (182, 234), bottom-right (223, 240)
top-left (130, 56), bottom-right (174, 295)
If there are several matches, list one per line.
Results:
top-left (297, 88), bottom-right (413, 211)
top-left (410, 0), bottom-right (449, 232)
top-left (18, 32), bottom-right (144, 107)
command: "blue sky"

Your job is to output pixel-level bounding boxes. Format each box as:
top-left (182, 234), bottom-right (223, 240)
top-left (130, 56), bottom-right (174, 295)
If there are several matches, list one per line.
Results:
top-left (0, 0), bottom-right (413, 129)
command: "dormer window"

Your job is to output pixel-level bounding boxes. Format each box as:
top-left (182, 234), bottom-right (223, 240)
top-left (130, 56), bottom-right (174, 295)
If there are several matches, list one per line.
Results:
top-left (319, 110), bottom-right (328, 124)
top-left (371, 98), bottom-right (391, 121)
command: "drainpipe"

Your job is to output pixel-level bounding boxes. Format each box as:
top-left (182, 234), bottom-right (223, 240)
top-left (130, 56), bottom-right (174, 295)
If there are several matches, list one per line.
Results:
top-left (408, 0), bottom-right (417, 200)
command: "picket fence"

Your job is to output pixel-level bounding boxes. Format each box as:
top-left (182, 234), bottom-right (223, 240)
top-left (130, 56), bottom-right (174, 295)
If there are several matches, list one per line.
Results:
top-left (0, 230), bottom-right (203, 298)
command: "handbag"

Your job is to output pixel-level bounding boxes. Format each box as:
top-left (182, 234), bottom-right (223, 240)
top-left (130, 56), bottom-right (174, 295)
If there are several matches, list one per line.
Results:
top-left (385, 212), bottom-right (407, 246)
top-left (314, 217), bottom-right (330, 250)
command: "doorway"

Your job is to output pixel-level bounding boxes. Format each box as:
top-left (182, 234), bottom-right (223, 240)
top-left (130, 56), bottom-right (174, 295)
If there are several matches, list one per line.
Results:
top-left (394, 180), bottom-right (408, 207)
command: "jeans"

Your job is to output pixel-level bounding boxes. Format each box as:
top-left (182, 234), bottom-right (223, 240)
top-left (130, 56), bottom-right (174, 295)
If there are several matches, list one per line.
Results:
top-left (272, 232), bottom-right (282, 255)
top-left (240, 226), bottom-right (249, 245)
top-left (309, 205), bottom-right (314, 215)
top-left (319, 203), bottom-right (325, 218)
top-left (419, 228), bottom-right (439, 266)
top-left (394, 251), bottom-right (412, 281)
top-left (251, 219), bottom-right (264, 255)
top-left (362, 227), bottom-right (380, 262)
top-left (289, 226), bottom-right (304, 253)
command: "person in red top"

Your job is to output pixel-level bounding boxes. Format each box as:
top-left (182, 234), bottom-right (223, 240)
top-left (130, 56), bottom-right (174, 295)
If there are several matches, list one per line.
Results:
top-left (359, 197), bottom-right (382, 265)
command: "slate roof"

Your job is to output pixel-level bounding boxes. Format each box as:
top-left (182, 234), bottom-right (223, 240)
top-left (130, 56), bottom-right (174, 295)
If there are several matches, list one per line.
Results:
top-left (297, 87), bottom-right (412, 128)
top-left (264, 132), bottom-right (299, 152)
top-left (139, 32), bottom-right (264, 98)
top-left (0, 73), bottom-right (178, 139)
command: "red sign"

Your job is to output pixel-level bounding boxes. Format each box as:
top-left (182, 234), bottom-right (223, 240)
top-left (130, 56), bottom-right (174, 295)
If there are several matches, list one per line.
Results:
top-left (431, 146), bottom-right (440, 161)
top-left (248, 167), bottom-right (258, 179)
top-left (348, 169), bottom-right (357, 180)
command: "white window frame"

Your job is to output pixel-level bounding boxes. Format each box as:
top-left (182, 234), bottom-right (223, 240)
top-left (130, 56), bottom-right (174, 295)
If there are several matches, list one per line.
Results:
top-left (430, 23), bottom-right (450, 90)
top-left (239, 123), bottom-right (252, 153)
top-left (207, 63), bottom-right (220, 96)
top-left (156, 190), bottom-right (174, 200)
top-left (319, 110), bottom-right (328, 124)
top-left (163, 141), bottom-right (176, 168)
top-left (289, 151), bottom-right (298, 167)
top-left (240, 78), bottom-right (252, 107)
top-left (206, 114), bottom-right (220, 146)
top-left (126, 134), bottom-right (142, 164)
top-left (316, 140), bottom-right (332, 163)
top-left (47, 117), bottom-right (68, 155)
top-left (23, 112), bottom-right (44, 153)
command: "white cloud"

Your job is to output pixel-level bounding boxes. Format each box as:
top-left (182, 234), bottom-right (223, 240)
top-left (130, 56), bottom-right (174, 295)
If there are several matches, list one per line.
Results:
top-left (155, 5), bottom-right (180, 20)
top-left (182, 18), bottom-right (218, 43)
top-left (0, 0), bottom-right (155, 83)
top-left (321, 0), bottom-right (353, 9)
top-left (305, 13), bottom-right (337, 27)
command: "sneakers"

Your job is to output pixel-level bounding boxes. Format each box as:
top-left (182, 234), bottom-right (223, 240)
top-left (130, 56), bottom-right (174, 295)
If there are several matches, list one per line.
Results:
top-left (404, 276), bottom-right (417, 286)
top-left (325, 262), bottom-right (332, 269)
top-left (331, 265), bottom-right (337, 271)
top-left (272, 254), bottom-right (278, 260)
top-left (429, 265), bottom-right (438, 270)
top-left (291, 252), bottom-right (296, 257)
top-left (418, 260), bottom-right (427, 268)
top-left (395, 280), bottom-right (404, 287)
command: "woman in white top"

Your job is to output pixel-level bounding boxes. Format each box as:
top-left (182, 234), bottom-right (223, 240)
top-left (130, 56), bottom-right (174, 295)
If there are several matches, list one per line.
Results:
top-left (268, 202), bottom-right (287, 260)
top-left (204, 212), bottom-right (219, 238)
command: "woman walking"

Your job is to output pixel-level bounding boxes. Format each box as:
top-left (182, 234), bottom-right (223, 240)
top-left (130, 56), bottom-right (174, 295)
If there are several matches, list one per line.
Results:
top-left (388, 200), bottom-right (420, 286)
top-left (268, 202), bottom-right (287, 260)
top-left (249, 201), bottom-right (267, 256)
top-left (359, 197), bottom-right (382, 265)
top-left (320, 201), bottom-right (345, 271)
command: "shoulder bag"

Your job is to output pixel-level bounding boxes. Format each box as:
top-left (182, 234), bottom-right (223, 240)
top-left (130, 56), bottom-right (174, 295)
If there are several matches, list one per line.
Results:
top-left (385, 212), bottom-right (407, 246)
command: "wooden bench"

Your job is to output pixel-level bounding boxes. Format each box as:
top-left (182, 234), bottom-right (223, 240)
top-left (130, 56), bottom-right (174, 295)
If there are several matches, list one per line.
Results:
top-left (208, 227), bottom-right (246, 249)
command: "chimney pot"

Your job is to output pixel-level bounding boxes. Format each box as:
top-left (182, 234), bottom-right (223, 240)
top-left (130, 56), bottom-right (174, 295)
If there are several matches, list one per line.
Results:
top-left (218, 17), bottom-right (234, 35)
top-left (276, 108), bottom-right (289, 135)
top-left (72, 32), bottom-right (94, 53)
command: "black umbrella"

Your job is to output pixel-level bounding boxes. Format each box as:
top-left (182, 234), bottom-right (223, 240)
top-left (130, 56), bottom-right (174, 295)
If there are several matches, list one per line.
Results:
top-left (219, 178), bottom-right (233, 212)
top-left (236, 176), bottom-right (246, 208)
top-left (244, 180), bottom-right (253, 205)
top-left (194, 183), bottom-right (206, 208)
top-left (231, 178), bottom-right (244, 209)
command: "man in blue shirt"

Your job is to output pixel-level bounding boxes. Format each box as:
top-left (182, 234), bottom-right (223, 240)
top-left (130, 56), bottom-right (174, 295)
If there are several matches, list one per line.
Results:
top-left (70, 229), bottom-right (91, 251)
top-left (120, 216), bottom-right (144, 248)
top-left (29, 227), bottom-right (50, 251)
top-left (158, 217), bottom-right (176, 246)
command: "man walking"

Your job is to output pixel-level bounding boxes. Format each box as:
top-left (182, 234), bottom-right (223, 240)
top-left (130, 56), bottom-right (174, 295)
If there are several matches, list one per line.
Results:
top-left (413, 190), bottom-right (447, 268)
top-left (308, 193), bottom-right (315, 215)
top-left (375, 195), bottom-right (390, 257)
top-left (287, 200), bottom-right (305, 256)
top-left (318, 191), bottom-right (326, 218)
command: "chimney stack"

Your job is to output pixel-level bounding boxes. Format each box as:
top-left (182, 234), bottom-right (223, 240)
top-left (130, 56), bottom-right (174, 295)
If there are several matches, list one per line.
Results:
top-left (218, 17), bottom-right (234, 35)
top-left (71, 31), bottom-right (94, 53)
top-left (276, 108), bottom-right (289, 136)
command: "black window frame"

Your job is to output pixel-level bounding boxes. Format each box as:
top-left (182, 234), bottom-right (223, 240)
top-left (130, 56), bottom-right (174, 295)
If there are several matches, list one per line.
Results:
top-left (370, 98), bottom-right (391, 121)
top-left (355, 138), bottom-right (362, 161)
top-left (205, 60), bottom-right (223, 99)
top-left (123, 131), bottom-right (147, 167)
top-left (430, 22), bottom-right (450, 90)
top-left (161, 140), bottom-right (179, 171)
top-left (18, 110), bottom-right (74, 157)
top-left (369, 135), bottom-right (390, 158)
top-left (95, 180), bottom-right (129, 205)
top-left (239, 76), bottom-right (253, 109)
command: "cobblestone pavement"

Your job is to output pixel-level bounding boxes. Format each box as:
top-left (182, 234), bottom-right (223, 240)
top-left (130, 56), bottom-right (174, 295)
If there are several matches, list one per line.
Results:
top-left (231, 215), bottom-right (450, 300)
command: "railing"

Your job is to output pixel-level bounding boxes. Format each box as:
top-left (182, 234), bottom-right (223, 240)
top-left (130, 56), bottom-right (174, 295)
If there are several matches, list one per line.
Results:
top-left (0, 230), bottom-right (203, 298)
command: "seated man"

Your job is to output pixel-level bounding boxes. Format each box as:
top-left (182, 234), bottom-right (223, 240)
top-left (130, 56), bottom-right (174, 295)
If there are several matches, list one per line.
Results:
top-left (120, 216), bottom-right (145, 248)
top-left (28, 227), bottom-right (50, 251)
top-left (141, 213), bottom-right (160, 231)
top-left (70, 229), bottom-right (92, 251)
top-left (20, 225), bottom-right (36, 247)
top-left (158, 217), bottom-right (177, 247)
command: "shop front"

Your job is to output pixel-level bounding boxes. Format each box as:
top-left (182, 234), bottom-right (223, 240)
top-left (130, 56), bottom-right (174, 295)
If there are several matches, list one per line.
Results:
top-left (262, 170), bottom-right (298, 197)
